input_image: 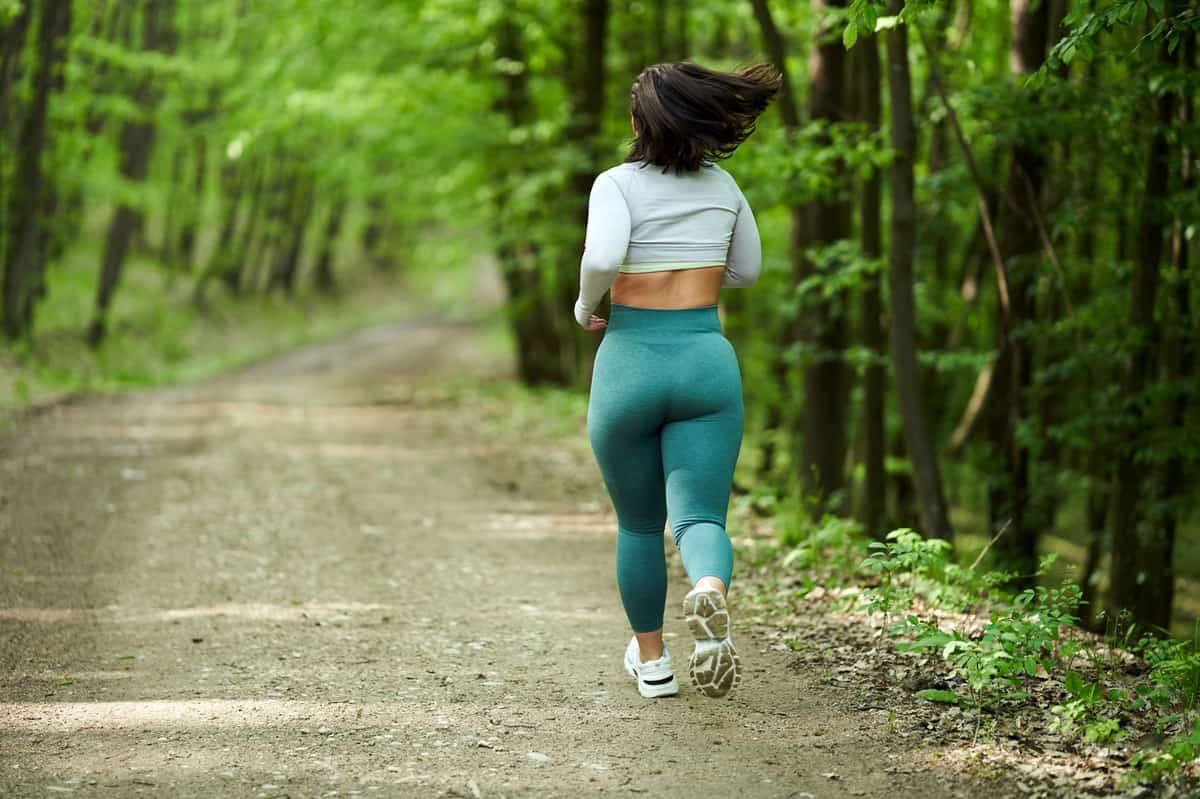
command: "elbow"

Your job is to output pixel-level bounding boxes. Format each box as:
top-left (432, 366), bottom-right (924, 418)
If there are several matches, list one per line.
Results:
top-left (580, 251), bottom-right (621, 281)
top-left (723, 261), bottom-right (761, 288)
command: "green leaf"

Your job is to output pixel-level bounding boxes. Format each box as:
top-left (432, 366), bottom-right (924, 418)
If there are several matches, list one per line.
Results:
top-left (843, 24), bottom-right (859, 49)
top-left (916, 689), bottom-right (960, 704)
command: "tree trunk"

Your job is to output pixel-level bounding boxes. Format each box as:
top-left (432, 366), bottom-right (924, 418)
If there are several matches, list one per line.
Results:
top-left (1136, 23), bottom-right (1194, 633)
top-left (855, 33), bottom-right (886, 538)
top-left (226, 159), bottom-right (267, 295)
top-left (652, 0), bottom-right (667, 62)
top-left (796, 0), bottom-right (853, 513)
top-left (250, 168), bottom-right (289, 291)
top-left (751, 0), bottom-right (852, 512)
top-left (1106, 20), bottom-right (1178, 630)
top-left (986, 0), bottom-right (1050, 584)
top-left (748, 0), bottom-right (801, 135)
top-left (748, 0), bottom-right (803, 486)
top-left (917, 2), bottom-right (955, 460)
top-left (313, 196), bottom-right (345, 295)
top-left (361, 192), bottom-right (394, 272)
top-left (57, 1), bottom-right (133, 247)
top-left (561, 0), bottom-right (609, 384)
top-left (885, 0), bottom-right (953, 540)
top-left (268, 172), bottom-right (314, 295)
top-left (1079, 467), bottom-right (1110, 631)
top-left (492, 12), bottom-right (575, 386)
top-left (194, 160), bottom-right (244, 307)
top-left (675, 0), bottom-right (688, 58)
top-left (88, 0), bottom-right (174, 346)
top-left (177, 134), bottom-right (207, 272)
top-left (2, 0), bottom-right (72, 340)
top-left (0, 1), bottom-right (32, 135)
top-left (160, 144), bottom-right (186, 269)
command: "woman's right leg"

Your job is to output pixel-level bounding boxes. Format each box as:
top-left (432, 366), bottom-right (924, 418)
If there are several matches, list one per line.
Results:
top-left (661, 331), bottom-right (744, 697)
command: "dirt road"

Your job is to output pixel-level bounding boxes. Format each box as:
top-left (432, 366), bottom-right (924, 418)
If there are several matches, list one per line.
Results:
top-left (1, 321), bottom-right (988, 797)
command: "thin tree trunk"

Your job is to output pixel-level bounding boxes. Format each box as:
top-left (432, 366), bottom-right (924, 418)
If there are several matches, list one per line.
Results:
top-left (885, 0), bottom-right (952, 540)
top-left (1106, 19), bottom-right (1178, 629)
top-left (675, 0), bottom-right (688, 58)
top-left (59, 1), bottom-right (131, 247)
top-left (560, 0), bottom-right (610, 385)
top-left (492, 11), bottom-right (574, 386)
top-left (160, 145), bottom-right (186, 269)
top-left (748, 0), bottom-right (802, 484)
top-left (796, 0), bottom-right (853, 513)
top-left (250, 168), bottom-right (288, 291)
top-left (313, 196), bottom-right (345, 295)
top-left (751, 0), bottom-right (852, 511)
top-left (3, 0), bottom-right (72, 340)
top-left (652, 0), bottom-right (667, 61)
top-left (177, 134), bottom-right (207, 272)
top-left (856, 33), bottom-right (886, 538)
top-left (88, 0), bottom-right (174, 346)
top-left (361, 193), bottom-right (393, 272)
top-left (0, 2), bottom-right (32, 135)
top-left (1079, 468), bottom-right (1110, 631)
top-left (268, 172), bottom-right (314, 295)
top-left (225, 159), bottom-right (265, 295)
top-left (1137, 23), bottom-right (1195, 632)
top-left (748, 0), bottom-right (801, 131)
top-left (987, 0), bottom-right (1050, 584)
top-left (194, 160), bottom-right (244, 307)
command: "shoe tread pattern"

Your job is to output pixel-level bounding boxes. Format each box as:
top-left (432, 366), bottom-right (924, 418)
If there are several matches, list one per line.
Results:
top-left (683, 590), bottom-right (740, 698)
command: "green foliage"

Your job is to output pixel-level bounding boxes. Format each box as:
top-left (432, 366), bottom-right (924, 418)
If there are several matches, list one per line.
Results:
top-left (0, 0), bottom-right (20, 26)
top-left (779, 513), bottom-right (866, 577)
top-left (840, 524), bottom-right (1199, 778)
top-left (916, 688), bottom-right (960, 704)
top-left (1039, 0), bottom-right (1200, 76)
top-left (1127, 719), bottom-right (1200, 783)
top-left (1137, 622), bottom-right (1200, 711)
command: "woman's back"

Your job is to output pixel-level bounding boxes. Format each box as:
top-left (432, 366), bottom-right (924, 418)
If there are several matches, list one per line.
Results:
top-left (602, 161), bottom-right (744, 268)
top-left (575, 160), bottom-right (760, 323)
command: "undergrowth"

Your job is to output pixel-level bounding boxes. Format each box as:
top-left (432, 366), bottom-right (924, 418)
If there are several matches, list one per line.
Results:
top-left (737, 498), bottom-right (1200, 791)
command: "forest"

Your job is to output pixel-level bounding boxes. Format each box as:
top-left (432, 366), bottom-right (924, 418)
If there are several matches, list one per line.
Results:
top-left (1, 0), bottom-right (1199, 692)
top-left (2, 0), bottom-right (1200, 792)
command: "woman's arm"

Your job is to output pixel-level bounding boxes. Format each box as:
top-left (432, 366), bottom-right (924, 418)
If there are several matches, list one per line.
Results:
top-left (574, 173), bottom-right (631, 327)
top-left (723, 183), bottom-right (761, 288)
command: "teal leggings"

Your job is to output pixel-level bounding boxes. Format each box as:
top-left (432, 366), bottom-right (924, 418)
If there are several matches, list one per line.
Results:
top-left (587, 304), bottom-right (744, 634)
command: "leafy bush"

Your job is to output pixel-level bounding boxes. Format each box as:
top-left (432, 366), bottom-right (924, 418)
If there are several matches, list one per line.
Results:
top-left (852, 527), bottom-right (1199, 768)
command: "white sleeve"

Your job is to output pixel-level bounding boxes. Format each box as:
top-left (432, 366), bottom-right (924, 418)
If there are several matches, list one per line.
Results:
top-left (723, 181), bottom-right (762, 288)
top-left (574, 173), bottom-right (631, 327)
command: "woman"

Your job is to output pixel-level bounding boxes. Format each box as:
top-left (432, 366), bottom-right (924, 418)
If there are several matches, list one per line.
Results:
top-left (573, 61), bottom-right (780, 699)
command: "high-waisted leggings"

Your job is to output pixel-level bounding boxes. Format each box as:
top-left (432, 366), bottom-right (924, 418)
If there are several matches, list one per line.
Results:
top-left (587, 304), bottom-right (744, 634)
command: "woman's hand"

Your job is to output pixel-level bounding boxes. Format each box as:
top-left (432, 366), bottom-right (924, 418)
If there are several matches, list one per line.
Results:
top-left (583, 314), bottom-right (607, 331)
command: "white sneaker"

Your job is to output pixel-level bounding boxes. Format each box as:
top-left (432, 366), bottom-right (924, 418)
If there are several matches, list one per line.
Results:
top-left (623, 637), bottom-right (679, 698)
top-left (683, 587), bottom-right (740, 698)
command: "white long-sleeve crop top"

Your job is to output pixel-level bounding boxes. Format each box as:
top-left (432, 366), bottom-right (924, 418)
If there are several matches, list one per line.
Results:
top-left (573, 160), bottom-right (762, 326)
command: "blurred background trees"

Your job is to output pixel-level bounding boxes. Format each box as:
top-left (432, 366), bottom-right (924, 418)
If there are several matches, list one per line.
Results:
top-left (0, 0), bottom-right (1197, 638)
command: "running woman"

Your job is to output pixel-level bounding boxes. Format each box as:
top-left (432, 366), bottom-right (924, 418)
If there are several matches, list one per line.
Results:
top-left (573, 62), bottom-right (780, 699)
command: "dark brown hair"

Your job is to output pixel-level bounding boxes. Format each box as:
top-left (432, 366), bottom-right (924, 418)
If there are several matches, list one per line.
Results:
top-left (626, 61), bottom-right (782, 174)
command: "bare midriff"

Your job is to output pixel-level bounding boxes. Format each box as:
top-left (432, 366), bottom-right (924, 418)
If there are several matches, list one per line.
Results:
top-left (610, 265), bottom-right (725, 309)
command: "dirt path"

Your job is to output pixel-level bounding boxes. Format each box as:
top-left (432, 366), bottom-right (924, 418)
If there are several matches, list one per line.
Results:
top-left (1, 321), bottom-right (991, 798)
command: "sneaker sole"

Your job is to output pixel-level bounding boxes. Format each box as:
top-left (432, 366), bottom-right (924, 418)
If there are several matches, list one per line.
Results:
top-left (683, 589), bottom-right (740, 698)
